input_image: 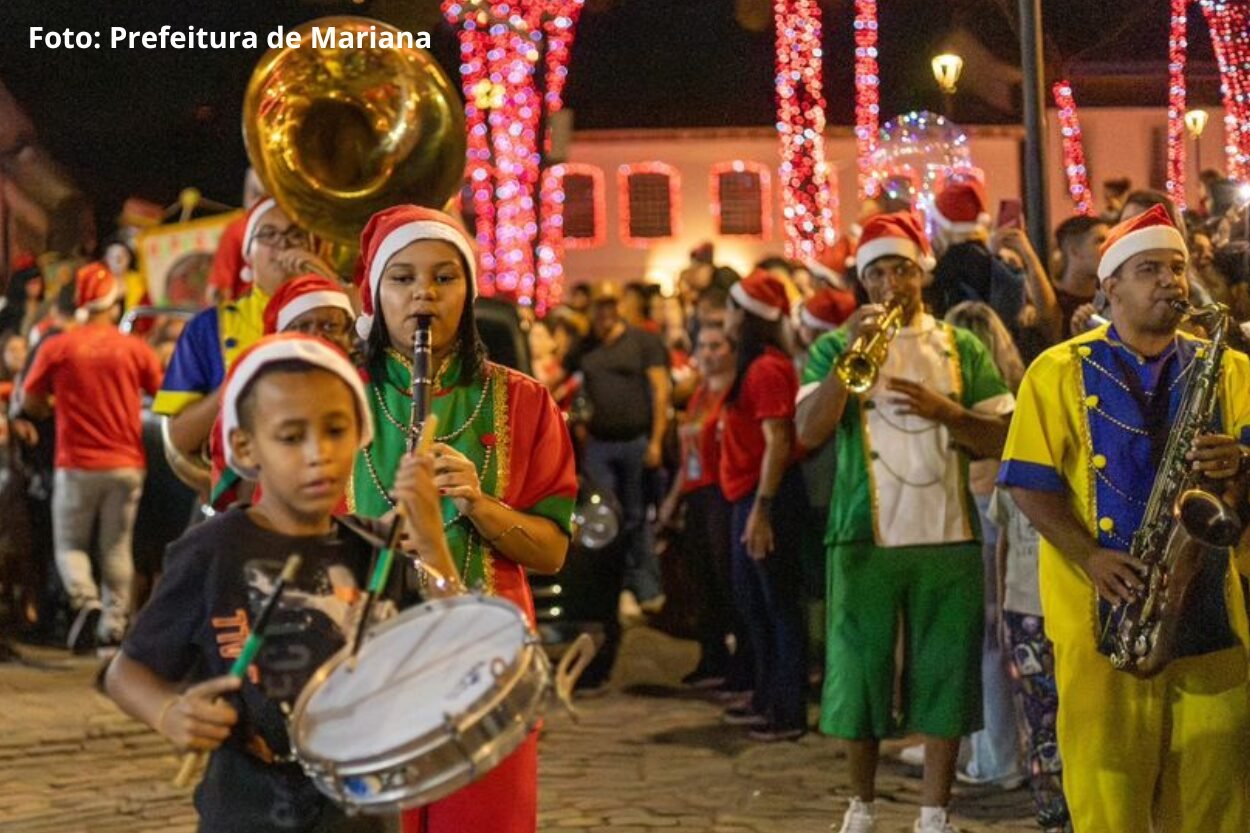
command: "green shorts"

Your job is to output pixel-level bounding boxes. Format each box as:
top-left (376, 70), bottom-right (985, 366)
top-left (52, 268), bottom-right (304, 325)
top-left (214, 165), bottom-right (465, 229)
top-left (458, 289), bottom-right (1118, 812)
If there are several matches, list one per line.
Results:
top-left (819, 541), bottom-right (983, 740)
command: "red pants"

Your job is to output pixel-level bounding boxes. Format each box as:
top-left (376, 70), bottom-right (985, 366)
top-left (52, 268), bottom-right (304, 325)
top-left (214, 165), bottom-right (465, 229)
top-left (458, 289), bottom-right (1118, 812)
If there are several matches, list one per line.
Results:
top-left (400, 732), bottom-right (538, 833)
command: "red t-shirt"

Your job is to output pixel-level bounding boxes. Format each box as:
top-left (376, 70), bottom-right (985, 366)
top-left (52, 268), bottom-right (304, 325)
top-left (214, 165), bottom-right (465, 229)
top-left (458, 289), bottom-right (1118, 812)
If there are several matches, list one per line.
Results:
top-left (23, 325), bottom-right (163, 470)
top-left (718, 347), bottom-right (798, 503)
top-left (678, 383), bottom-right (727, 495)
top-left (208, 215), bottom-right (249, 301)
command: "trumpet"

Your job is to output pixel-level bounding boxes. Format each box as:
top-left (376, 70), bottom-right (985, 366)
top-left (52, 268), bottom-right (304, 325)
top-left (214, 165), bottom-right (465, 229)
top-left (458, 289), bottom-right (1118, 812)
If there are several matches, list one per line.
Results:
top-left (835, 296), bottom-right (906, 394)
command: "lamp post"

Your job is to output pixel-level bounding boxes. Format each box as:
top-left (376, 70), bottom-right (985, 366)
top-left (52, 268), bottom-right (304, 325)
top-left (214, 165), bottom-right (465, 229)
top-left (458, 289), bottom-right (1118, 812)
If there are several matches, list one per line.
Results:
top-left (931, 53), bottom-right (964, 119)
top-left (1185, 107), bottom-right (1209, 178)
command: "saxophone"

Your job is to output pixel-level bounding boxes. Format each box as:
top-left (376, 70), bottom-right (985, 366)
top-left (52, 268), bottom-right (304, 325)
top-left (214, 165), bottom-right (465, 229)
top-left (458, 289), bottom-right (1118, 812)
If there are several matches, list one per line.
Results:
top-left (1107, 301), bottom-right (1243, 677)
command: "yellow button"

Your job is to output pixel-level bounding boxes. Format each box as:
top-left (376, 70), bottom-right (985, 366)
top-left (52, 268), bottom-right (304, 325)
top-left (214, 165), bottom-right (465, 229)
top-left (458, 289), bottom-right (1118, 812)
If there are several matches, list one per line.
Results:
top-left (1098, 517), bottom-right (1115, 533)
top-left (1093, 454), bottom-right (1107, 469)
top-left (1196, 347), bottom-right (1207, 359)
top-left (1084, 395), bottom-right (1099, 408)
top-left (1077, 346), bottom-right (1092, 357)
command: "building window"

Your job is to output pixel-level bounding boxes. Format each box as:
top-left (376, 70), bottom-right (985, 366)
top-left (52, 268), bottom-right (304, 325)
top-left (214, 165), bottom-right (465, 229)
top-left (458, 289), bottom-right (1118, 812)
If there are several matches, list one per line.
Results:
top-left (547, 163), bottom-right (605, 249)
top-left (711, 161), bottom-right (771, 239)
top-left (619, 162), bottom-right (680, 246)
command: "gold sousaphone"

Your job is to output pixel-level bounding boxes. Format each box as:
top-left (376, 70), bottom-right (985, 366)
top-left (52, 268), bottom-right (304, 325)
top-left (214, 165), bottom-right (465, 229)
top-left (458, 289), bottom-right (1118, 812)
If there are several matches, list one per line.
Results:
top-left (164, 17), bottom-right (467, 495)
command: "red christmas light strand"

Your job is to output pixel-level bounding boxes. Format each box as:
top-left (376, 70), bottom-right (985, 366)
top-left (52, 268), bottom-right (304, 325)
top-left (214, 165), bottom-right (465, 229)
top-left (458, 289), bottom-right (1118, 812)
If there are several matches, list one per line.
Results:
top-left (1051, 81), bottom-right (1096, 216)
top-left (853, 0), bottom-right (880, 200)
top-left (773, 0), bottom-right (836, 260)
top-left (1200, 0), bottom-right (1250, 180)
top-left (1166, 0), bottom-right (1189, 209)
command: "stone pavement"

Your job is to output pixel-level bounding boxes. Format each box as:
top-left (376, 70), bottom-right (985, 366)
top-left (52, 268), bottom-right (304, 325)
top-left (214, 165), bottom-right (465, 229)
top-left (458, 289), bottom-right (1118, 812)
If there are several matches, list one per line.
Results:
top-left (0, 627), bottom-right (1038, 833)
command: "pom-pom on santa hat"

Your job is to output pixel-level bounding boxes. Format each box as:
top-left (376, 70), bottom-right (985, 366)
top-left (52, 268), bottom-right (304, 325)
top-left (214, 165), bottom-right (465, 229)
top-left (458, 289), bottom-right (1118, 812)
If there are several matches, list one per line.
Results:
top-left (729, 268), bottom-right (791, 321)
top-left (1097, 203), bottom-right (1189, 281)
top-left (855, 211), bottom-right (936, 272)
top-left (933, 180), bottom-right (991, 233)
top-left (74, 262), bottom-right (120, 322)
top-left (239, 197), bottom-right (278, 284)
top-left (263, 274), bottom-right (356, 335)
top-left (221, 333), bottom-right (373, 479)
top-left (800, 288), bottom-right (858, 332)
top-left (353, 205), bottom-right (477, 340)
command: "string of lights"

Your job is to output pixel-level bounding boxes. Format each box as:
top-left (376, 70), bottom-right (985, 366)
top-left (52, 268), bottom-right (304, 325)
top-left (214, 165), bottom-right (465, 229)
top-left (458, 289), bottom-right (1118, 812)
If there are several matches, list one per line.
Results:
top-left (1166, 0), bottom-right (1189, 209)
top-left (773, 0), bottom-right (836, 260)
top-left (443, 1), bottom-right (583, 311)
top-left (854, 0), bottom-right (880, 200)
top-left (1200, 0), bottom-right (1250, 181)
top-left (1051, 82), bottom-right (1095, 215)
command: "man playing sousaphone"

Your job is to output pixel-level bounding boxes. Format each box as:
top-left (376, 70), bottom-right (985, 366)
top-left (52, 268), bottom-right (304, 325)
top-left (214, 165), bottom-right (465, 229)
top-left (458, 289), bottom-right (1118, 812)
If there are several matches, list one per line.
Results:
top-left (1000, 204), bottom-right (1250, 832)
top-left (795, 211), bottom-right (1014, 833)
top-left (154, 196), bottom-right (337, 496)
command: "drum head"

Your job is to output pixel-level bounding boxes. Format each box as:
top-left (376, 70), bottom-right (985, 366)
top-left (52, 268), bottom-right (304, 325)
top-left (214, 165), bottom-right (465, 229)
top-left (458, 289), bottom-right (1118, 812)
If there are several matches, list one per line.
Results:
top-left (293, 596), bottom-right (530, 764)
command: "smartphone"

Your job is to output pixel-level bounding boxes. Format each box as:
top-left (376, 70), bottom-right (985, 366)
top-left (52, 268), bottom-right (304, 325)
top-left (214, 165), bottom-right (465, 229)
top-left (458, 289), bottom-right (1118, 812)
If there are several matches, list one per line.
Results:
top-left (996, 198), bottom-right (1024, 230)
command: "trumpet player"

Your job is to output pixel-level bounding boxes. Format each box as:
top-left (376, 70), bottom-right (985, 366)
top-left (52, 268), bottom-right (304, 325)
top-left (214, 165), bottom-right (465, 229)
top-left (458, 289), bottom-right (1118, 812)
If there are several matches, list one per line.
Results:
top-left (1000, 205), bottom-right (1250, 832)
top-left (796, 211), bottom-right (1015, 833)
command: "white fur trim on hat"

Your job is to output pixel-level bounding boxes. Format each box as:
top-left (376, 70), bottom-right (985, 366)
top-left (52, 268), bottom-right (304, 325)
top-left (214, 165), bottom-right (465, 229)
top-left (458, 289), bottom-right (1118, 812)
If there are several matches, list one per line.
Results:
top-left (1097, 225), bottom-right (1189, 280)
top-left (729, 280), bottom-right (784, 321)
top-left (799, 305), bottom-right (838, 333)
top-left (856, 237), bottom-right (936, 272)
top-left (276, 291), bottom-right (356, 333)
top-left (222, 338), bottom-right (373, 479)
top-left (804, 257), bottom-right (837, 286)
top-left (240, 197), bottom-right (278, 284)
top-left (74, 283), bottom-right (120, 323)
top-left (932, 211), bottom-right (992, 234)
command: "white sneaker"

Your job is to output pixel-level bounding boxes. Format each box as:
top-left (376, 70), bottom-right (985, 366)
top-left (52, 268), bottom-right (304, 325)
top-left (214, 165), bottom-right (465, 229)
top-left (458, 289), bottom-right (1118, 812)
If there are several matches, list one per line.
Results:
top-left (896, 742), bottom-right (925, 767)
top-left (913, 808), bottom-right (961, 833)
top-left (833, 798), bottom-right (876, 833)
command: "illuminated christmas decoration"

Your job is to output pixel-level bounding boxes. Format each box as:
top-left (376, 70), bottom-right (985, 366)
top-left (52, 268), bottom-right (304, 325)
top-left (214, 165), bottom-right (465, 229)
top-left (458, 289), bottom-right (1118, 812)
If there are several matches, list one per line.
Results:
top-left (710, 160), bottom-right (773, 241)
top-left (1166, 0), bottom-right (1189, 209)
top-left (854, 0), bottom-right (880, 200)
top-left (1051, 81), bottom-right (1096, 216)
top-left (618, 162), bottom-right (680, 248)
top-left (1200, 0), bottom-right (1250, 180)
top-left (443, 0), bottom-right (585, 311)
top-left (868, 111), bottom-right (971, 232)
top-left (774, 0), bottom-right (836, 259)
top-left (540, 163), bottom-right (606, 251)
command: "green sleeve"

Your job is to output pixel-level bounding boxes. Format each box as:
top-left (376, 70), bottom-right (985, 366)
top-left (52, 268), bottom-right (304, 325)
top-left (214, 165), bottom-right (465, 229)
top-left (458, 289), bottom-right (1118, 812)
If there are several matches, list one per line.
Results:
top-left (955, 327), bottom-right (1011, 408)
top-left (802, 329), bottom-right (849, 386)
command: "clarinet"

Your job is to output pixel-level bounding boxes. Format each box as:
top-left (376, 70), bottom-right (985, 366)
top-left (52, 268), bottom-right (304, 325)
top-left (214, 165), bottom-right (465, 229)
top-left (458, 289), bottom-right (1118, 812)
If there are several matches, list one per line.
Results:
top-left (409, 314), bottom-right (433, 452)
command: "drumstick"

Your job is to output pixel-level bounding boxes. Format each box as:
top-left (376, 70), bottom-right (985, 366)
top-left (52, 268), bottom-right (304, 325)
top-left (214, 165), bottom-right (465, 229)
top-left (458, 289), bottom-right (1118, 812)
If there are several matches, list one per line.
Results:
top-left (173, 554), bottom-right (302, 788)
top-left (348, 414), bottom-right (440, 667)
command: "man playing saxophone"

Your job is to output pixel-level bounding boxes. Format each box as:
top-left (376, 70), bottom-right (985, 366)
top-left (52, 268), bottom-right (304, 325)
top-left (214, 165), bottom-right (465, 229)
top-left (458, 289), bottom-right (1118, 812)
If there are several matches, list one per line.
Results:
top-left (1000, 205), bottom-right (1250, 832)
top-left (796, 212), bottom-right (1015, 833)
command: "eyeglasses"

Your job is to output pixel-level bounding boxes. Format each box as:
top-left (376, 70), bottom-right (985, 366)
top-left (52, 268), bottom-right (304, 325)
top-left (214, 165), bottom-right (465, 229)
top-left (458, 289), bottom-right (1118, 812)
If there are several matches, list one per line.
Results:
top-left (253, 227), bottom-right (311, 250)
top-left (289, 318), bottom-right (354, 339)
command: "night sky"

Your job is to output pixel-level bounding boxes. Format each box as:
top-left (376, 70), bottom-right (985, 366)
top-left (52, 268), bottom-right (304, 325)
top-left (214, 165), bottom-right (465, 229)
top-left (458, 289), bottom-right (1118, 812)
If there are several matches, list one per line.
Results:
top-left (0, 0), bottom-right (1217, 242)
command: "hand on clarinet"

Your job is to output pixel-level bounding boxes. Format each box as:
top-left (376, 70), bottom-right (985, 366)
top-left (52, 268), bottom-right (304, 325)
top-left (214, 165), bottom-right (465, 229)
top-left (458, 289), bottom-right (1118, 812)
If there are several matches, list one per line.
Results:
top-left (430, 442), bottom-right (483, 516)
top-left (157, 676), bottom-right (240, 751)
top-left (393, 450), bottom-right (445, 551)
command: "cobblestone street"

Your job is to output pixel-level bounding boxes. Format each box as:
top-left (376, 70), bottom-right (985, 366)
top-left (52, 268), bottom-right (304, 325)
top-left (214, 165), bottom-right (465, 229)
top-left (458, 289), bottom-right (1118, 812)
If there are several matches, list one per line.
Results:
top-left (1, 627), bottom-right (1038, 833)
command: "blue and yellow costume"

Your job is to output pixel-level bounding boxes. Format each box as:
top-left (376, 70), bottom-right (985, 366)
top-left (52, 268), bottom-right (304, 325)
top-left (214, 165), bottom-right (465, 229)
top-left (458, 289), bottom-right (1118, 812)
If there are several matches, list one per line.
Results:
top-left (999, 322), bottom-right (1250, 832)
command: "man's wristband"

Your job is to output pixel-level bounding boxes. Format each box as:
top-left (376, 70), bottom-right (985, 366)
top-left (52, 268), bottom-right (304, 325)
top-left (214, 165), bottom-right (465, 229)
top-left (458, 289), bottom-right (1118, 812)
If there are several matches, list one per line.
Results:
top-left (755, 494), bottom-right (774, 510)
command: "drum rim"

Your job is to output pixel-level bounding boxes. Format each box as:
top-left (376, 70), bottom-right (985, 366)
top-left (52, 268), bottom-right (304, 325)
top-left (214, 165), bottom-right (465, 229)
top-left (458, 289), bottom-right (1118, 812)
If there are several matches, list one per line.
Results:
top-left (288, 594), bottom-right (539, 770)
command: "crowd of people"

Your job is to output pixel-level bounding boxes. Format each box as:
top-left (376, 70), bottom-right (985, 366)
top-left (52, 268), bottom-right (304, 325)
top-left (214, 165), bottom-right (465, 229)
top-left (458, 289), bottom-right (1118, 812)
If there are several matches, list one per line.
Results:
top-left (0, 165), bottom-right (1248, 833)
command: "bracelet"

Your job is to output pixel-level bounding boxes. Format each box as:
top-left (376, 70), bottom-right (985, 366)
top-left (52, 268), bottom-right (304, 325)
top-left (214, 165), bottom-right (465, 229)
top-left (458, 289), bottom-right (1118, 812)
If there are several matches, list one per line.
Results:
top-left (755, 494), bottom-right (774, 509)
top-left (156, 696), bottom-right (179, 734)
top-left (485, 523), bottom-right (523, 548)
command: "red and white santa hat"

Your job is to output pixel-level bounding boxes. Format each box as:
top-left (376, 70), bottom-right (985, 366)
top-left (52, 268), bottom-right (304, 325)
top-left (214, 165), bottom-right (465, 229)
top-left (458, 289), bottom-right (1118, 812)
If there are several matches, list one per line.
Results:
top-left (805, 233), bottom-right (858, 286)
top-left (800, 288), bottom-right (858, 332)
top-left (1097, 203), bottom-right (1189, 281)
top-left (221, 333), bottom-right (373, 479)
top-left (263, 274), bottom-right (356, 335)
top-left (933, 180), bottom-right (991, 233)
top-left (855, 211), bottom-right (937, 272)
top-left (353, 205), bottom-right (477, 340)
top-left (74, 262), bottom-right (120, 321)
top-left (729, 268), bottom-right (791, 321)
top-left (239, 196), bottom-right (279, 284)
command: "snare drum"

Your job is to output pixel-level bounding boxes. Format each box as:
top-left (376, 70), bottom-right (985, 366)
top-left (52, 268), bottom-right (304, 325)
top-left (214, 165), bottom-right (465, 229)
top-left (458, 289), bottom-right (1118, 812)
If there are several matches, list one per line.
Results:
top-left (289, 594), bottom-right (552, 813)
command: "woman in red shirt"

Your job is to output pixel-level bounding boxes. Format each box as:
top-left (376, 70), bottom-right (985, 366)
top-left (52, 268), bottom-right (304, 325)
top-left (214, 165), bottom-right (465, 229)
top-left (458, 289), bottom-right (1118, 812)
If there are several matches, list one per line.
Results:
top-left (719, 269), bottom-right (808, 742)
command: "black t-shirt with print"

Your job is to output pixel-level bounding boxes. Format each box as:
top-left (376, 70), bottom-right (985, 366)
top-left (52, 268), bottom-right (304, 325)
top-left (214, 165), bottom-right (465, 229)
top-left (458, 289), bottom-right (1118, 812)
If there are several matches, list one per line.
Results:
top-left (123, 507), bottom-right (387, 833)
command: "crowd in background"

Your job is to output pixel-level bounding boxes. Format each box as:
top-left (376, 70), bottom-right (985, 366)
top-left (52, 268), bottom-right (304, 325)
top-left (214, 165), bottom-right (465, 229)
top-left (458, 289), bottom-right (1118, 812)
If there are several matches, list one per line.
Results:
top-left (1, 165), bottom-right (1249, 833)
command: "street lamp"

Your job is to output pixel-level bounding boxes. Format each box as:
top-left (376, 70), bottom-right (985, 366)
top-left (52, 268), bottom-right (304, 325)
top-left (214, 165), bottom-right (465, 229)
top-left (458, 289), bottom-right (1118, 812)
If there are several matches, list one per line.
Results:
top-left (1185, 108), bottom-right (1209, 180)
top-left (931, 53), bottom-right (964, 118)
